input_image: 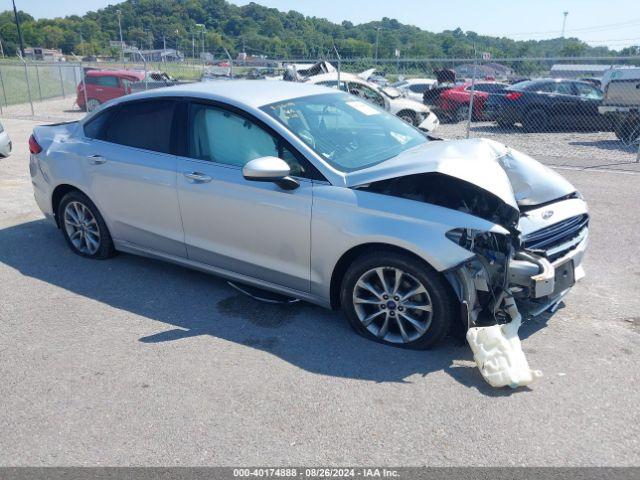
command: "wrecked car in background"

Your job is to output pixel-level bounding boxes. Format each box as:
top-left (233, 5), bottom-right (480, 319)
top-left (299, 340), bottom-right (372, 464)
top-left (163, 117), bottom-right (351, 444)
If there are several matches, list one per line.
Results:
top-left (283, 62), bottom-right (440, 132)
top-left (30, 81), bottom-right (587, 387)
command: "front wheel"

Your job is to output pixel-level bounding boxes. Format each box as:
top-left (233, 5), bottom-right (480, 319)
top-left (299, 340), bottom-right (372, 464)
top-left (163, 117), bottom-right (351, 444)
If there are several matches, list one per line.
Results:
top-left (340, 250), bottom-right (455, 349)
top-left (58, 191), bottom-right (115, 259)
top-left (398, 111), bottom-right (418, 126)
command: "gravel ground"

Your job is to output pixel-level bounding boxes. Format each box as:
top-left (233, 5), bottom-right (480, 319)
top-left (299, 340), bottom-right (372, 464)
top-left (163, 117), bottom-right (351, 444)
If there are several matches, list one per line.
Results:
top-left (0, 115), bottom-right (639, 467)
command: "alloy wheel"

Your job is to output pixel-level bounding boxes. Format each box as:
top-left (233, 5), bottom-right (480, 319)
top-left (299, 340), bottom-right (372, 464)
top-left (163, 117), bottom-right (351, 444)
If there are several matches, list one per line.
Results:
top-left (63, 201), bottom-right (101, 255)
top-left (352, 267), bottom-right (433, 344)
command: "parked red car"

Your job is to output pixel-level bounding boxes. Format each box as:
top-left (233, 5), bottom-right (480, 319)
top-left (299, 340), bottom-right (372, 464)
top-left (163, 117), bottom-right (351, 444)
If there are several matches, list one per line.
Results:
top-left (436, 82), bottom-right (509, 123)
top-left (76, 70), bottom-right (146, 111)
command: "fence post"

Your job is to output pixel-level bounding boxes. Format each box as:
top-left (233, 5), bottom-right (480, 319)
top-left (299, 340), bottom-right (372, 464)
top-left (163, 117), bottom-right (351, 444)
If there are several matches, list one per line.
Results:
top-left (466, 50), bottom-right (478, 139)
top-left (59, 64), bottom-right (66, 98)
top-left (80, 64), bottom-right (88, 111)
top-left (0, 67), bottom-right (5, 115)
top-left (35, 64), bottom-right (43, 102)
top-left (20, 57), bottom-right (34, 116)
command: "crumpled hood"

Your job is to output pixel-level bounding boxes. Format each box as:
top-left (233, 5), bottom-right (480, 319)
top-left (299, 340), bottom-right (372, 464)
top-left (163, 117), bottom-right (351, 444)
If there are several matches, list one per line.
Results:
top-left (346, 138), bottom-right (576, 210)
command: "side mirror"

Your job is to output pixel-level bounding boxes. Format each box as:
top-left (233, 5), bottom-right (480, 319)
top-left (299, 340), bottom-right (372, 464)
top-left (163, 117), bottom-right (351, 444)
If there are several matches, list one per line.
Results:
top-left (242, 156), bottom-right (299, 190)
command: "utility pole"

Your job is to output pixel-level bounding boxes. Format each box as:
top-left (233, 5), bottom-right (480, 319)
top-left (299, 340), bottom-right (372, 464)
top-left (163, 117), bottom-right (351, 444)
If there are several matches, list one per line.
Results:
top-left (561, 11), bottom-right (569, 38)
top-left (375, 27), bottom-right (381, 64)
top-left (196, 24), bottom-right (205, 57)
top-left (117, 9), bottom-right (124, 64)
top-left (192, 32), bottom-right (195, 60)
top-left (12, 0), bottom-right (25, 58)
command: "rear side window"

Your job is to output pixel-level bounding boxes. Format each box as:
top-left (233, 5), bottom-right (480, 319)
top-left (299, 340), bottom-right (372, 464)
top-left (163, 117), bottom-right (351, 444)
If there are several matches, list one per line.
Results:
top-left (83, 109), bottom-right (115, 139)
top-left (102, 100), bottom-right (176, 154)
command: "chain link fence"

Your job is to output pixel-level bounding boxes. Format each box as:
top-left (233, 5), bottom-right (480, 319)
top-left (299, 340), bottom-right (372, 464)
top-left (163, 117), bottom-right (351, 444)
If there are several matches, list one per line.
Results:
top-left (1, 55), bottom-right (638, 166)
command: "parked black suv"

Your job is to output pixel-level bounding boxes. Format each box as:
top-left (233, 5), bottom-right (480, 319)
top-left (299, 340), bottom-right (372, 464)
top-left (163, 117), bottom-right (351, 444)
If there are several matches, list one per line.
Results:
top-left (485, 79), bottom-right (610, 132)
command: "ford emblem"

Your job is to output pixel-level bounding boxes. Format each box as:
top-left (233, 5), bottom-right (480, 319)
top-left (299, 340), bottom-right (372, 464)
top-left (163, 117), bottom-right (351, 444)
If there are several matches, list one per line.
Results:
top-left (542, 210), bottom-right (554, 220)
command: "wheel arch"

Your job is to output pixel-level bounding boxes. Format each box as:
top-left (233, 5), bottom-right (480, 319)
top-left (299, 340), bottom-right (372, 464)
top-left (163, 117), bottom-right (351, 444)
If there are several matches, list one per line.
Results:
top-left (396, 109), bottom-right (418, 124)
top-left (329, 242), bottom-right (445, 310)
top-left (51, 184), bottom-right (91, 228)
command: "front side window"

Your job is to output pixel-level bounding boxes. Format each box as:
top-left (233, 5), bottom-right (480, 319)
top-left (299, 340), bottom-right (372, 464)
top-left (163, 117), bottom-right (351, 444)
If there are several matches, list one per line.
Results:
top-left (96, 76), bottom-right (120, 88)
top-left (261, 92), bottom-right (427, 173)
top-left (554, 82), bottom-right (575, 95)
top-left (102, 100), bottom-right (176, 153)
top-left (188, 104), bottom-right (307, 177)
top-left (409, 84), bottom-right (428, 93)
top-left (575, 83), bottom-right (603, 100)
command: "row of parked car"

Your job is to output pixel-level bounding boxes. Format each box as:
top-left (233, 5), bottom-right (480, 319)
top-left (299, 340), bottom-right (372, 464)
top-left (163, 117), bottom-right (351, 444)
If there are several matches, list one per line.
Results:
top-left (73, 63), bottom-right (640, 145)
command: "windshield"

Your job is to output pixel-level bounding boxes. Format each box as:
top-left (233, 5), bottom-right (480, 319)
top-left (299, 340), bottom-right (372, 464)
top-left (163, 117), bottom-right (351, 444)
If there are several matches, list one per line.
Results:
top-left (261, 93), bottom-right (427, 172)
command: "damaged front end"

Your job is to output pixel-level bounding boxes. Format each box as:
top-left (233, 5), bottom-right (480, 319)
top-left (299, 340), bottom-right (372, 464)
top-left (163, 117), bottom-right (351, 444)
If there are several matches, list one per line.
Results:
top-left (441, 196), bottom-right (588, 388)
top-left (356, 158), bottom-right (589, 388)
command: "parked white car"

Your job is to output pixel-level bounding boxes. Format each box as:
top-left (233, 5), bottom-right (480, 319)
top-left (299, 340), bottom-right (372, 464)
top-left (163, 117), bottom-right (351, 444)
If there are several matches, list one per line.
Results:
top-left (306, 72), bottom-right (439, 132)
top-left (0, 121), bottom-right (12, 158)
top-left (393, 78), bottom-right (438, 103)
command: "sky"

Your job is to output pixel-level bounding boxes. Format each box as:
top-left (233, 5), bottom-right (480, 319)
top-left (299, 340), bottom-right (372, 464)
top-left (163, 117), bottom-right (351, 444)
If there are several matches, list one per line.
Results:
top-left (9, 0), bottom-right (640, 49)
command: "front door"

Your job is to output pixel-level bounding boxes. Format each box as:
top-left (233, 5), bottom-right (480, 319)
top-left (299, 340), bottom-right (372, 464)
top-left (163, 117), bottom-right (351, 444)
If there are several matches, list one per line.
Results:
top-left (176, 102), bottom-right (314, 292)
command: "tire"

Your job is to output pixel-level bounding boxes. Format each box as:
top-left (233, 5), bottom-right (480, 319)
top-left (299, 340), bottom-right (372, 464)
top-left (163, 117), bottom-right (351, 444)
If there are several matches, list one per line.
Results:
top-left (614, 117), bottom-right (640, 145)
top-left (454, 105), bottom-right (470, 123)
top-left (340, 250), bottom-right (455, 350)
top-left (86, 98), bottom-right (101, 112)
top-left (523, 109), bottom-right (549, 132)
top-left (58, 191), bottom-right (115, 260)
top-left (398, 110), bottom-right (418, 126)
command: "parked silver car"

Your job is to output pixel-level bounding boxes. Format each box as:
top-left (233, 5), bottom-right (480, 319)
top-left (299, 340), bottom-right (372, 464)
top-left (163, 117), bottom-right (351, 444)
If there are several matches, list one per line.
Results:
top-left (29, 81), bottom-right (588, 349)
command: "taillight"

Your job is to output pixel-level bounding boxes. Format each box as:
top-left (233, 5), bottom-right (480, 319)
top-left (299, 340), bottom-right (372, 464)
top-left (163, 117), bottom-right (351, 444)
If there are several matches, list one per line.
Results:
top-left (505, 92), bottom-right (523, 101)
top-left (29, 135), bottom-right (42, 154)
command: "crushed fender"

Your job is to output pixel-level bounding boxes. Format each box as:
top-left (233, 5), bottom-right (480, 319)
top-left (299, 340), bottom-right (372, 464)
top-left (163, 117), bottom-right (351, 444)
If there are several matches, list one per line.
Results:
top-left (466, 296), bottom-right (542, 389)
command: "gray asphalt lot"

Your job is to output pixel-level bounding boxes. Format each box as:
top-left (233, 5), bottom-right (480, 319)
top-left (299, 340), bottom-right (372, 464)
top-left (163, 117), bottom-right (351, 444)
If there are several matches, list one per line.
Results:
top-left (0, 113), bottom-right (639, 467)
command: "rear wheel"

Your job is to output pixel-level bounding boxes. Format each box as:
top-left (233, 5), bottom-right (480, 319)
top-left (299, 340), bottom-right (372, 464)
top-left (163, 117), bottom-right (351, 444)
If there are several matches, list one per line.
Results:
top-left (58, 191), bottom-right (114, 259)
top-left (523, 109), bottom-right (549, 132)
top-left (86, 98), bottom-right (101, 112)
top-left (340, 250), bottom-right (455, 349)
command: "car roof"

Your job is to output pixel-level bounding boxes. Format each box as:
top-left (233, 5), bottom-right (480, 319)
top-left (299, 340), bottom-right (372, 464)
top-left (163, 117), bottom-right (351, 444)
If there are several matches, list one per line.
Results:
top-left (105, 80), bottom-right (338, 109)
top-left (87, 69), bottom-right (146, 80)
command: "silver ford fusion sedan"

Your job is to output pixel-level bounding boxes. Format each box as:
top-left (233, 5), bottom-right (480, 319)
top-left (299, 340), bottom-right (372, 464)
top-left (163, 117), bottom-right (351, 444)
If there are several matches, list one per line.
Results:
top-left (29, 81), bottom-right (588, 349)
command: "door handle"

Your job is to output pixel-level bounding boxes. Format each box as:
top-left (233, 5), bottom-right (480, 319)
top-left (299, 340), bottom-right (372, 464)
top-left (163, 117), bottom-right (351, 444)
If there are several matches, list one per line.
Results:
top-left (183, 171), bottom-right (212, 183)
top-left (88, 155), bottom-right (107, 165)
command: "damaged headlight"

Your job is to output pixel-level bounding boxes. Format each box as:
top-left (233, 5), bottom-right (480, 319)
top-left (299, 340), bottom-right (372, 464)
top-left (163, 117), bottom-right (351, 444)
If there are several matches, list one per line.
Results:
top-left (446, 228), bottom-right (515, 254)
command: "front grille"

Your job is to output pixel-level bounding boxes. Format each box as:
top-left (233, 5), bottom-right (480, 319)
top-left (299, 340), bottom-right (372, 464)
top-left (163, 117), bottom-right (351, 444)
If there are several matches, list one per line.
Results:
top-left (522, 214), bottom-right (589, 262)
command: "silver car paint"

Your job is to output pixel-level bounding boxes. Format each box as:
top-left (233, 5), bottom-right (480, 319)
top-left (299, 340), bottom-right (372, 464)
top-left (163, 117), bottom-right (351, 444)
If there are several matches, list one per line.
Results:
top-left (31, 81), bottom-right (586, 309)
top-left (176, 156), bottom-right (313, 292)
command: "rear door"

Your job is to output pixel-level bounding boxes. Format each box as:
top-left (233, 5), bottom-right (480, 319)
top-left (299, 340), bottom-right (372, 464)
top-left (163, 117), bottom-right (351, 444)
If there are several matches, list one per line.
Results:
top-left (176, 101), bottom-right (317, 292)
top-left (83, 98), bottom-right (186, 257)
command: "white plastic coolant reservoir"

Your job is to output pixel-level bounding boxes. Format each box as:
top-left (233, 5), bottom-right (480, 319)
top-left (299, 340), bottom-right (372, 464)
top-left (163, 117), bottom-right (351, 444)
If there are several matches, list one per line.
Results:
top-left (466, 302), bottom-right (543, 389)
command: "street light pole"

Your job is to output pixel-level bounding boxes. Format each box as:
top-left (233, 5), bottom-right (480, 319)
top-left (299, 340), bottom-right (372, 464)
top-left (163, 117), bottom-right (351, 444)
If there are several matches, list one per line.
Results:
top-left (561, 11), bottom-right (569, 38)
top-left (117, 9), bottom-right (124, 65)
top-left (12, 0), bottom-right (25, 58)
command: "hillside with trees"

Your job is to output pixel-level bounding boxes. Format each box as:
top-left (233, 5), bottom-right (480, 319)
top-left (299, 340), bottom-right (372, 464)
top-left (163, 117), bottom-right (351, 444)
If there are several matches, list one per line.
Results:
top-left (0, 0), bottom-right (637, 60)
